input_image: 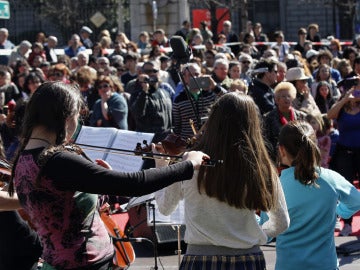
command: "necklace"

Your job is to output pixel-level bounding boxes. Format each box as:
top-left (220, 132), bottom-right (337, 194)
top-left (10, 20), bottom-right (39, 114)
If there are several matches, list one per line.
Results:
top-left (29, 137), bottom-right (52, 145)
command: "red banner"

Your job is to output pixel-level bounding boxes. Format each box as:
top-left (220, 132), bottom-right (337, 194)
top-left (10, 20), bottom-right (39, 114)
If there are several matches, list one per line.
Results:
top-left (192, 8), bottom-right (230, 34)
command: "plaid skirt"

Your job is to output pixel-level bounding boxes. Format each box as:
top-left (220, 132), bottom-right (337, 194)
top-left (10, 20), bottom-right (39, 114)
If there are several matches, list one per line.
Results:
top-left (179, 252), bottom-right (266, 270)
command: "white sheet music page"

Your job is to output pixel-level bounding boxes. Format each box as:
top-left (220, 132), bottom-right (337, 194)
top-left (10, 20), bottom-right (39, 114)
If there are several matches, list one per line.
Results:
top-left (75, 126), bottom-right (118, 161)
top-left (147, 200), bottom-right (185, 225)
top-left (106, 130), bottom-right (154, 172)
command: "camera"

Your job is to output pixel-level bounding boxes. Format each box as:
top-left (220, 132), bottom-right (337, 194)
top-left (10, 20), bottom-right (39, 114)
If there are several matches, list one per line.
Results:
top-left (189, 77), bottom-right (211, 90)
top-left (144, 77), bottom-right (158, 84)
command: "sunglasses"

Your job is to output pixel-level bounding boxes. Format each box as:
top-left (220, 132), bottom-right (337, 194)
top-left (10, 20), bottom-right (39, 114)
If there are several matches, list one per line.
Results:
top-left (98, 83), bottom-right (110, 89)
top-left (242, 61), bottom-right (250, 64)
top-left (143, 69), bottom-right (158, 74)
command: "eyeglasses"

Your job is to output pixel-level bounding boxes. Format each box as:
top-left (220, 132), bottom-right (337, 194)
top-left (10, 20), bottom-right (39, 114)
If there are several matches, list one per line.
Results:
top-left (241, 61), bottom-right (250, 64)
top-left (143, 69), bottom-right (158, 74)
top-left (98, 83), bottom-right (110, 89)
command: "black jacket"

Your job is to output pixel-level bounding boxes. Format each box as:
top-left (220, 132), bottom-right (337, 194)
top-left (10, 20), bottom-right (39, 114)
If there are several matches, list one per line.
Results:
top-left (249, 79), bottom-right (276, 115)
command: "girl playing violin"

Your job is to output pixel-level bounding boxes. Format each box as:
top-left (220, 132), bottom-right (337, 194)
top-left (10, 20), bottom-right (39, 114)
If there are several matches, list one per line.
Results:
top-left (155, 93), bottom-right (290, 270)
top-left (8, 81), bottom-right (207, 270)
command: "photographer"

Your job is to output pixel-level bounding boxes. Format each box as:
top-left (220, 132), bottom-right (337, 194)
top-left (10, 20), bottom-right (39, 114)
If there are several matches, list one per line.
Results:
top-left (130, 61), bottom-right (173, 143)
top-left (173, 62), bottom-right (225, 140)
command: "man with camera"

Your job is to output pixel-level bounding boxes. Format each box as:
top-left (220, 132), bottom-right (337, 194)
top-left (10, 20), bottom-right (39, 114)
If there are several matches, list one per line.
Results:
top-left (173, 62), bottom-right (226, 140)
top-left (130, 61), bottom-right (174, 143)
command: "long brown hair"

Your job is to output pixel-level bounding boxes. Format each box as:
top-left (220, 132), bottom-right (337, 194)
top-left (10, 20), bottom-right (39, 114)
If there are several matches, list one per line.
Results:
top-left (8, 82), bottom-right (83, 196)
top-left (194, 93), bottom-right (279, 211)
top-left (278, 120), bottom-right (321, 185)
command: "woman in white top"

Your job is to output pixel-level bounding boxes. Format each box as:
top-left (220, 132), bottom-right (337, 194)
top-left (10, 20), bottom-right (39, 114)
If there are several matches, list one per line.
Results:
top-left (155, 93), bottom-right (290, 270)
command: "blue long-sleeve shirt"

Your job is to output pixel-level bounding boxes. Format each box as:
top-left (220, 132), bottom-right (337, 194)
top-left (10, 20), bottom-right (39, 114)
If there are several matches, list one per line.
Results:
top-left (90, 92), bottom-right (128, 130)
top-left (276, 167), bottom-right (360, 270)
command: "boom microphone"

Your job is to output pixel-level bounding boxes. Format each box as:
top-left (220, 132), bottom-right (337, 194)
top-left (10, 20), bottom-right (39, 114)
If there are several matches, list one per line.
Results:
top-left (170, 35), bottom-right (192, 64)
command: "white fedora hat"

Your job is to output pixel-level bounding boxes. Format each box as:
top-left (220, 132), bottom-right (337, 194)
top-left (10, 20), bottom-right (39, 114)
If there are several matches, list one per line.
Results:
top-left (285, 67), bottom-right (310, 82)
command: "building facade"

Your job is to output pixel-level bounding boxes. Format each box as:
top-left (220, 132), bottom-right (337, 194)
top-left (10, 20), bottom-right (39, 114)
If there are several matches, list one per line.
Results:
top-left (0, 0), bottom-right (355, 47)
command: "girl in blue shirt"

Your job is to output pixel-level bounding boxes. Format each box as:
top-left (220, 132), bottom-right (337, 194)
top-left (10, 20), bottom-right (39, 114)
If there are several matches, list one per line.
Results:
top-left (275, 120), bottom-right (360, 270)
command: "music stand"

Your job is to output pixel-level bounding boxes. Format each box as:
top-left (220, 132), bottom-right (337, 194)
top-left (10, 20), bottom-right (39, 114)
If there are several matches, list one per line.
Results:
top-left (126, 194), bottom-right (160, 270)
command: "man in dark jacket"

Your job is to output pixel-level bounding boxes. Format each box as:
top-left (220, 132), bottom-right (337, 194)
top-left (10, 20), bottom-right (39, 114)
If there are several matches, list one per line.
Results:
top-left (248, 59), bottom-right (278, 115)
top-left (130, 61), bottom-right (173, 143)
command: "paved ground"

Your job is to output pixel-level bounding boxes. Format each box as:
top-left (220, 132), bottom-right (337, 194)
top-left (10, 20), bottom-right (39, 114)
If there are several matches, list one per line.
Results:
top-left (127, 236), bottom-right (360, 269)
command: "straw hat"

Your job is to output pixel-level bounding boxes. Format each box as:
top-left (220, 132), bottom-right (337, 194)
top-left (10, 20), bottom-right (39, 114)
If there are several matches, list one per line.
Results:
top-left (285, 67), bottom-right (310, 81)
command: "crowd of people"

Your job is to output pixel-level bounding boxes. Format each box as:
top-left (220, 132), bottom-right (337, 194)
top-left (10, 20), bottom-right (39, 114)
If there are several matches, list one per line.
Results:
top-left (0, 19), bottom-right (359, 269)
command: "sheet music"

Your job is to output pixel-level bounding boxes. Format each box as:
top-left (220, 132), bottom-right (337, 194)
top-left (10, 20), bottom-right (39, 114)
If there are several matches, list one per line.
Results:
top-left (75, 126), bottom-right (118, 161)
top-left (75, 126), bottom-right (185, 226)
top-left (105, 154), bottom-right (144, 173)
top-left (126, 193), bottom-right (155, 209)
top-left (110, 130), bottom-right (154, 152)
top-left (106, 130), bottom-right (154, 172)
top-left (147, 200), bottom-right (185, 225)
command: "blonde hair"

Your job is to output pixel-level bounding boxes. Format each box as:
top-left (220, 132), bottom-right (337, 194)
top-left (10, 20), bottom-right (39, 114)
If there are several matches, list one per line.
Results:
top-left (229, 79), bottom-right (248, 94)
top-left (274, 82), bottom-right (297, 100)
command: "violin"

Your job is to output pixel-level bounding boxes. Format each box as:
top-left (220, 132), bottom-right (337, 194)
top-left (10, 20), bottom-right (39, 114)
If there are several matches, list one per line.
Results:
top-left (134, 135), bottom-right (222, 167)
top-left (134, 133), bottom-right (188, 157)
top-left (100, 203), bottom-right (136, 268)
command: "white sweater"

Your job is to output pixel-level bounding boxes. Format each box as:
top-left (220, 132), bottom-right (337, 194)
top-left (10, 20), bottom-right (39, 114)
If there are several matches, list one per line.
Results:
top-left (155, 171), bottom-right (289, 249)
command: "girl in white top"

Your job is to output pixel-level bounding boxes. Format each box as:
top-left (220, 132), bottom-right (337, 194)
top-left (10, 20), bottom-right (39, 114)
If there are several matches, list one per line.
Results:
top-left (155, 93), bottom-right (290, 270)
